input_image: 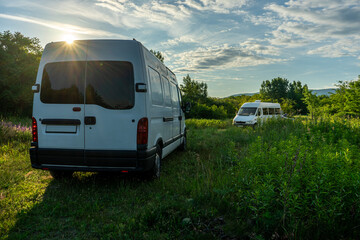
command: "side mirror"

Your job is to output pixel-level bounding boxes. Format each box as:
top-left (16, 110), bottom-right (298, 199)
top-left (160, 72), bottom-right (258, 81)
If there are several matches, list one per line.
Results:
top-left (181, 102), bottom-right (191, 114)
top-left (32, 84), bottom-right (40, 93)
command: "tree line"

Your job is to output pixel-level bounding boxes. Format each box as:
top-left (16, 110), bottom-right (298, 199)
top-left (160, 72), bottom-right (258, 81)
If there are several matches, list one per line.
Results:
top-left (0, 31), bottom-right (359, 119)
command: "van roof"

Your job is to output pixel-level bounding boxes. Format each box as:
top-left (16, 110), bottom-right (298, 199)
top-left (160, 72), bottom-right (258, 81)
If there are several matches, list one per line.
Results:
top-left (241, 101), bottom-right (281, 108)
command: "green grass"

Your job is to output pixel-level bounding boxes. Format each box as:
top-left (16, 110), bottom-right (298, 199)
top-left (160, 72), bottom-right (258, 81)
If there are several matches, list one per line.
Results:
top-left (1, 117), bottom-right (360, 239)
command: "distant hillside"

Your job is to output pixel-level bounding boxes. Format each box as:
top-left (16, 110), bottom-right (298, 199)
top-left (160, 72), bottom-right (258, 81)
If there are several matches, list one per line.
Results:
top-left (311, 88), bottom-right (337, 96)
top-left (229, 88), bottom-right (336, 97)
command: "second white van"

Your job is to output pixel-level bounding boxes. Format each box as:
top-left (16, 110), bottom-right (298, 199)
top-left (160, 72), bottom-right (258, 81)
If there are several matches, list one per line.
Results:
top-left (30, 39), bottom-right (187, 179)
top-left (233, 100), bottom-right (281, 127)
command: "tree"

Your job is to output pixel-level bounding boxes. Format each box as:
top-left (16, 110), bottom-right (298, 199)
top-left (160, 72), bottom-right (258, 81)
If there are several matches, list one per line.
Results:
top-left (180, 74), bottom-right (208, 103)
top-left (334, 76), bottom-right (360, 116)
top-left (303, 86), bottom-right (320, 120)
top-left (0, 31), bottom-right (42, 116)
top-left (260, 77), bottom-right (307, 114)
top-left (281, 98), bottom-right (296, 116)
top-left (287, 81), bottom-right (308, 114)
top-left (150, 49), bottom-right (164, 63)
top-left (260, 77), bottom-right (289, 102)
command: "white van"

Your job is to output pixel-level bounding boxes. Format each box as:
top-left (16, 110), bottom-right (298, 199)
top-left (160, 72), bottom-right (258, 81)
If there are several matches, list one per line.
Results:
top-left (233, 100), bottom-right (281, 127)
top-left (30, 39), bottom-right (187, 179)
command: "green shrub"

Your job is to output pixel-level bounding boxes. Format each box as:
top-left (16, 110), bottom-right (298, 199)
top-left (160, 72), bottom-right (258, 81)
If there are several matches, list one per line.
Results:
top-left (186, 118), bottom-right (232, 129)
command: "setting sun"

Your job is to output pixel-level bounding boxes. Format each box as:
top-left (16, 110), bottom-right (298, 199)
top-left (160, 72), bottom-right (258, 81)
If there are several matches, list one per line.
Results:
top-left (63, 34), bottom-right (75, 44)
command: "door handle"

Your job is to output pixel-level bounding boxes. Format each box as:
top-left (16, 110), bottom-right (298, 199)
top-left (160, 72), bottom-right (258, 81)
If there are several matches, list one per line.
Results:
top-left (84, 116), bottom-right (96, 125)
top-left (163, 117), bottom-right (174, 122)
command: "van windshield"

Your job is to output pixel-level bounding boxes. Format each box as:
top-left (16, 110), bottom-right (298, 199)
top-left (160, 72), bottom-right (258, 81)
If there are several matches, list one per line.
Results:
top-left (238, 107), bottom-right (257, 116)
top-left (40, 61), bottom-right (134, 109)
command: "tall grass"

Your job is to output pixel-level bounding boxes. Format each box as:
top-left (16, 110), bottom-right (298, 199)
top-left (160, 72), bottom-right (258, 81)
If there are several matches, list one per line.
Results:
top-left (1, 117), bottom-right (360, 239)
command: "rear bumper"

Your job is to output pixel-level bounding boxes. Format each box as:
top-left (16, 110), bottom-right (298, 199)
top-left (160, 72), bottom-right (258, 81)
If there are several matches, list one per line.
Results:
top-left (29, 146), bottom-right (156, 172)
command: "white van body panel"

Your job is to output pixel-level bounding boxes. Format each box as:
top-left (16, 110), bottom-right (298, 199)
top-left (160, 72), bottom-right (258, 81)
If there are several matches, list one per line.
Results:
top-left (233, 101), bottom-right (281, 126)
top-left (141, 47), bottom-right (184, 159)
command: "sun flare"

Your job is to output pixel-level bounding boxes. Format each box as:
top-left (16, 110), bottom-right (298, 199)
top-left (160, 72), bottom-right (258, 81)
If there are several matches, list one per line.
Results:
top-left (63, 34), bottom-right (75, 44)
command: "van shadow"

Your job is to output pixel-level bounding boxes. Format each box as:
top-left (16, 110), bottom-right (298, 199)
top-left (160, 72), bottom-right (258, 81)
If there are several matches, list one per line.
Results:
top-left (7, 172), bottom-right (153, 239)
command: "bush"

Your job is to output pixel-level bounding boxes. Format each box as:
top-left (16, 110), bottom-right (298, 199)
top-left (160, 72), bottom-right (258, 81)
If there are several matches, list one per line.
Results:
top-left (185, 119), bottom-right (232, 129)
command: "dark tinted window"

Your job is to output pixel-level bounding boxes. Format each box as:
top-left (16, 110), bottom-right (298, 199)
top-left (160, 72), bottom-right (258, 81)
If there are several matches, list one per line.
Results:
top-left (170, 83), bottom-right (179, 108)
top-left (148, 68), bottom-right (163, 105)
top-left (263, 108), bottom-right (269, 115)
top-left (269, 108), bottom-right (275, 115)
top-left (162, 76), bottom-right (171, 107)
top-left (40, 61), bottom-right (85, 104)
top-left (86, 61), bottom-right (134, 109)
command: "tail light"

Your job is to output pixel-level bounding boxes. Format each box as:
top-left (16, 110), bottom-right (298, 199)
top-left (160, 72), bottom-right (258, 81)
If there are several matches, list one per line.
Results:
top-left (32, 117), bottom-right (38, 142)
top-left (137, 117), bottom-right (148, 145)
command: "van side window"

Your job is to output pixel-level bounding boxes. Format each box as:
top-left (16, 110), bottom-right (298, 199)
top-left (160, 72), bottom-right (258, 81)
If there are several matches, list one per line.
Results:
top-left (86, 61), bottom-right (134, 109)
top-left (40, 61), bottom-right (85, 104)
top-left (162, 76), bottom-right (171, 107)
top-left (269, 108), bottom-right (275, 115)
top-left (263, 108), bottom-right (269, 115)
top-left (275, 108), bottom-right (281, 115)
top-left (148, 68), bottom-right (163, 105)
top-left (257, 108), bottom-right (261, 116)
top-left (170, 83), bottom-right (179, 108)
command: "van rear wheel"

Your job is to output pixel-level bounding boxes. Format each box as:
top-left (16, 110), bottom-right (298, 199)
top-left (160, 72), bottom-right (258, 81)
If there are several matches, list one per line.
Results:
top-left (179, 131), bottom-right (187, 151)
top-left (146, 145), bottom-right (161, 179)
top-left (50, 170), bottom-right (73, 179)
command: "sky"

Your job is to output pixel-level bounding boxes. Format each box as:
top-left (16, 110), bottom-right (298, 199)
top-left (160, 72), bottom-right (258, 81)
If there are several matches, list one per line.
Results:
top-left (1, 0), bottom-right (359, 97)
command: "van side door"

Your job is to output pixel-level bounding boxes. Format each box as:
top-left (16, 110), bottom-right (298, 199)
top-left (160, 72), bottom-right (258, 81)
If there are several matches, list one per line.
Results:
top-left (161, 75), bottom-right (173, 145)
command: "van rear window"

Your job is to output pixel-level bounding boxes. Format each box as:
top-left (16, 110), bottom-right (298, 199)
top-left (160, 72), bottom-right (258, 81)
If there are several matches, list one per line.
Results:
top-left (40, 61), bottom-right (85, 104)
top-left (40, 61), bottom-right (134, 109)
top-left (86, 61), bottom-right (134, 109)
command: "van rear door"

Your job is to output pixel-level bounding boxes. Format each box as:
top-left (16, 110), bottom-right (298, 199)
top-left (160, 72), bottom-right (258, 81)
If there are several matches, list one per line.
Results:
top-left (37, 60), bottom-right (86, 165)
top-left (83, 42), bottom-right (139, 167)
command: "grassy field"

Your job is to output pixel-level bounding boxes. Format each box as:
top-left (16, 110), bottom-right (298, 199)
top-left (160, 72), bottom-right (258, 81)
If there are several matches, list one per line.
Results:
top-left (1, 117), bottom-right (360, 239)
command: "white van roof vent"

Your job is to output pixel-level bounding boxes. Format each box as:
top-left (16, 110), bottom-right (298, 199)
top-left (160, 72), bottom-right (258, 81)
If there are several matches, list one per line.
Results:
top-left (255, 100), bottom-right (261, 103)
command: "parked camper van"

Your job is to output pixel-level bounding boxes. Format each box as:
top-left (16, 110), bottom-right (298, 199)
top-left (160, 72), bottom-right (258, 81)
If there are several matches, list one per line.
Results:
top-left (30, 40), bottom-right (187, 179)
top-left (233, 100), bottom-right (281, 127)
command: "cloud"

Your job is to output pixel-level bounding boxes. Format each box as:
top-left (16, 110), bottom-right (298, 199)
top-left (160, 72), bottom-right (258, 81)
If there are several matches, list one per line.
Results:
top-left (161, 35), bottom-right (198, 46)
top-left (95, 0), bottom-right (191, 27)
top-left (172, 44), bottom-right (286, 73)
top-left (265, 0), bottom-right (360, 41)
top-left (251, 0), bottom-right (360, 59)
top-left (178, 0), bottom-right (249, 13)
top-left (240, 39), bottom-right (281, 56)
top-left (0, 13), bottom-right (126, 38)
top-left (307, 39), bottom-right (360, 58)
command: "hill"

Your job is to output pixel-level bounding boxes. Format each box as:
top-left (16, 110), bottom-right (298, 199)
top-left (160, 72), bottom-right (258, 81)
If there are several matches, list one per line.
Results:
top-left (229, 88), bottom-right (336, 97)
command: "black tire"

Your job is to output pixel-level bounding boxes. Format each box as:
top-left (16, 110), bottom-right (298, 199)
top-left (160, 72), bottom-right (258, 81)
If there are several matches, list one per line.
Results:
top-left (50, 170), bottom-right (73, 179)
top-left (146, 145), bottom-right (161, 179)
top-left (179, 131), bottom-right (187, 151)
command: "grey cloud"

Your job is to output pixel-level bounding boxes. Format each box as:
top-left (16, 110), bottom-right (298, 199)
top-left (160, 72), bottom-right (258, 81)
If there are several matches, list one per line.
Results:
top-left (173, 45), bottom-right (285, 73)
